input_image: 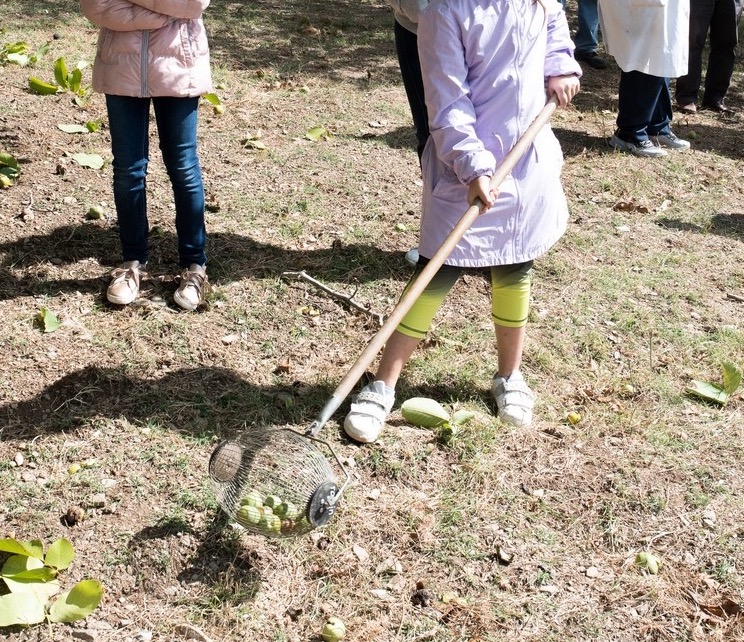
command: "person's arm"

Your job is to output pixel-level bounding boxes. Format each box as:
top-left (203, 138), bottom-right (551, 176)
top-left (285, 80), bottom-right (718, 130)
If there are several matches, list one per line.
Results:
top-left (80, 0), bottom-right (170, 31)
top-left (544, 0), bottom-right (583, 81)
top-left (127, 0), bottom-right (209, 20)
top-left (396, 0), bottom-right (431, 27)
top-left (544, 2), bottom-right (582, 107)
top-left (417, 3), bottom-right (496, 187)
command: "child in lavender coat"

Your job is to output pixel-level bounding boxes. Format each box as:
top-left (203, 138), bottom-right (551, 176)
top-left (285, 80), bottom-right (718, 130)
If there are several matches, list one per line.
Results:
top-left (345, 0), bottom-right (581, 443)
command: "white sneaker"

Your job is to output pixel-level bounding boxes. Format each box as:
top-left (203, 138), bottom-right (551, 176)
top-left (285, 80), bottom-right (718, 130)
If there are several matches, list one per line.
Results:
top-left (608, 135), bottom-right (668, 158)
top-left (651, 132), bottom-right (691, 150)
top-left (174, 263), bottom-right (208, 311)
top-left (491, 370), bottom-right (535, 427)
top-left (343, 380), bottom-right (395, 443)
top-left (107, 260), bottom-right (147, 305)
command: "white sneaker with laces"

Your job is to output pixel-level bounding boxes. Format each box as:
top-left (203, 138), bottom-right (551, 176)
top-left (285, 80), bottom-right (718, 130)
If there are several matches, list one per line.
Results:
top-left (107, 260), bottom-right (147, 305)
top-left (343, 380), bottom-right (395, 443)
top-left (651, 132), bottom-right (691, 150)
top-left (491, 370), bottom-right (535, 427)
top-left (608, 135), bottom-right (668, 158)
top-left (174, 263), bottom-right (208, 311)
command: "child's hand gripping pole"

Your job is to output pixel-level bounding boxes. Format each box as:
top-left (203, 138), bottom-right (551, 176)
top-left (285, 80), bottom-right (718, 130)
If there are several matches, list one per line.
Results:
top-left (307, 96), bottom-right (559, 436)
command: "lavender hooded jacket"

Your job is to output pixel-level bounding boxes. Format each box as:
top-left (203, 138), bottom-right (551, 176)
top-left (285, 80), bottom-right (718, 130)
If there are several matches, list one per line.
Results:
top-left (417, 0), bottom-right (580, 267)
top-left (80, 0), bottom-right (212, 98)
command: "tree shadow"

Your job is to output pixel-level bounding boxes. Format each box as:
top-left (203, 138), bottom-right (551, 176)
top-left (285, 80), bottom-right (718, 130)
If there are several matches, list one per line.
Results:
top-left (0, 364), bottom-right (339, 440)
top-left (656, 212), bottom-right (744, 241)
top-left (0, 224), bottom-right (412, 302)
top-left (130, 513), bottom-right (263, 606)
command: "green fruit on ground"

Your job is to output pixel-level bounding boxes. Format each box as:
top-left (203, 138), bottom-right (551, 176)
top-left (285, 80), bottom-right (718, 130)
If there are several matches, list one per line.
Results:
top-left (236, 505), bottom-right (261, 526)
top-left (567, 411), bottom-right (581, 425)
top-left (635, 551), bottom-right (660, 575)
top-left (263, 494), bottom-right (282, 509)
top-left (86, 205), bottom-right (104, 220)
top-left (241, 490), bottom-right (264, 507)
top-left (321, 617), bottom-right (346, 642)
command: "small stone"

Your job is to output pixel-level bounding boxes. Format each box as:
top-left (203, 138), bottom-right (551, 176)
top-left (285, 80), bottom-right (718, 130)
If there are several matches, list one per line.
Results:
top-left (14, 453), bottom-right (24, 466)
top-left (135, 631), bottom-right (153, 642)
top-left (173, 624), bottom-right (213, 642)
top-left (89, 493), bottom-right (106, 508)
top-left (585, 566), bottom-right (600, 578)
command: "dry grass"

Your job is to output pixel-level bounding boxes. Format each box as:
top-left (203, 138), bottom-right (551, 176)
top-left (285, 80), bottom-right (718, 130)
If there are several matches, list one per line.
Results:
top-left (1, 1), bottom-right (744, 641)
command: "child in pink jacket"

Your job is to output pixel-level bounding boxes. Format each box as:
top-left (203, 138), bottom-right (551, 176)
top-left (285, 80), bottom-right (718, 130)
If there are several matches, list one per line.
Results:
top-left (80, 0), bottom-right (212, 310)
top-left (344, 0), bottom-right (581, 443)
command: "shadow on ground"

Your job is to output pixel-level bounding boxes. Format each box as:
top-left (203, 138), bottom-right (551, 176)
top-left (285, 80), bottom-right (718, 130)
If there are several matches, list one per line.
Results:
top-left (0, 224), bottom-right (412, 302)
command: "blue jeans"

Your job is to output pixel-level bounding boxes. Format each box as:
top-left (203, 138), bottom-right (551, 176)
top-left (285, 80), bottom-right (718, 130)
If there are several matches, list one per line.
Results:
top-left (616, 72), bottom-right (673, 142)
top-left (105, 95), bottom-right (207, 268)
top-left (574, 0), bottom-right (600, 54)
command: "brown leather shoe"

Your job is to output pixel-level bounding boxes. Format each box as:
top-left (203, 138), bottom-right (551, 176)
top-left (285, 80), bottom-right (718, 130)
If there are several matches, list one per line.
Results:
top-left (677, 102), bottom-right (697, 114)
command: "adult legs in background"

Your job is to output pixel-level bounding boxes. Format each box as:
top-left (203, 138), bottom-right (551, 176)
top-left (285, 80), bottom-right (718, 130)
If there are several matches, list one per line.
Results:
top-left (394, 20), bottom-right (429, 163)
top-left (573, 0), bottom-right (607, 69)
top-left (676, 0), bottom-right (716, 109)
top-left (615, 71), bottom-right (668, 142)
top-left (152, 96), bottom-right (207, 269)
top-left (702, 0), bottom-right (737, 109)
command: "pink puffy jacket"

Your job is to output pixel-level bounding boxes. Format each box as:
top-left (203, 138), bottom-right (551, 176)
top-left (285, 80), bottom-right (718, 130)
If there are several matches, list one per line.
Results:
top-left (80, 0), bottom-right (212, 98)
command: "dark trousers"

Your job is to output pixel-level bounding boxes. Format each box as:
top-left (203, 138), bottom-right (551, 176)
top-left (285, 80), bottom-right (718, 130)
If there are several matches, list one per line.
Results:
top-left (675, 0), bottom-right (738, 106)
top-left (616, 72), bottom-right (673, 142)
top-left (394, 20), bottom-right (429, 162)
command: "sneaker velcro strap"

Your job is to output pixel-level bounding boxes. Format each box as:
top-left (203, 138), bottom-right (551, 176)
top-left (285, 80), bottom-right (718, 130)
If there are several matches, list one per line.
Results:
top-left (354, 389), bottom-right (394, 413)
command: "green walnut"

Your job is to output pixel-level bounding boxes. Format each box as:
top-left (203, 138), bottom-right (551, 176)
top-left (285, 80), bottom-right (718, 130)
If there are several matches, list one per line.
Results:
top-left (241, 490), bottom-right (264, 508)
top-left (236, 505), bottom-right (261, 526)
top-left (263, 494), bottom-right (282, 509)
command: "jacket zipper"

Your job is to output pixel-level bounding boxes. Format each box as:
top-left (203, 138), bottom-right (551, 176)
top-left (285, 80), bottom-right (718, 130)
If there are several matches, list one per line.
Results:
top-left (140, 30), bottom-right (149, 97)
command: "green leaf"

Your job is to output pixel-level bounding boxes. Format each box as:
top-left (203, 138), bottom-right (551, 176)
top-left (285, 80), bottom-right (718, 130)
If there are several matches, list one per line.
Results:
top-left (57, 124), bottom-right (89, 134)
top-left (0, 152), bottom-right (19, 169)
top-left (85, 120), bottom-right (101, 133)
top-left (34, 42), bottom-right (51, 61)
top-left (202, 92), bottom-right (221, 106)
top-left (451, 409), bottom-right (475, 426)
top-left (686, 379), bottom-right (729, 406)
top-left (0, 166), bottom-right (19, 179)
top-left (401, 397), bottom-right (451, 428)
top-left (48, 580), bottom-right (104, 623)
top-left (2, 555), bottom-right (60, 601)
top-left (34, 307), bottom-right (61, 333)
top-left (28, 76), bottom-right (59, 95)
top-left (69, 67), bottom-right (83, 94)
top-left (53, 57), bottom-right (69, 89)
top-left (305, 126), bottom-right (330, 141)
top-left (70, 153), bottom-right (104, 169)
top-left (0, 538), bottom-right (44, 559)
top-left (722, 362), bottom-right (742, 396)
top-left (45, 538), bottom-right (74, 571)
top-left (0, 592), bottom-right (46, 627)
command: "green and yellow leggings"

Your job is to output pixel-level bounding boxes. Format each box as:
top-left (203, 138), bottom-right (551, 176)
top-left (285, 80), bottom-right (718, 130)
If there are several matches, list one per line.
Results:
top-left (396, 260), bottom-right (534, 340)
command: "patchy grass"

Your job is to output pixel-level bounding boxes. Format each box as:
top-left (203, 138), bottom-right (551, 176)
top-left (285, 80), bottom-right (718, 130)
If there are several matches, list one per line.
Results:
top-left (1, 1), bottom-right (744, 641)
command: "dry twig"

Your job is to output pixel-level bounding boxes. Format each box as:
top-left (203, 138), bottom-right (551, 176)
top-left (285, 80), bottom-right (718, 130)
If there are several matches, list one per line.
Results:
top-left (281, 270), bottom-right (384, 326)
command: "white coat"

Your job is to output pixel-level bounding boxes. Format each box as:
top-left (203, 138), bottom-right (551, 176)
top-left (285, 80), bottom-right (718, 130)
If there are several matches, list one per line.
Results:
top-left (416, 0), bottom-right (581, 267)
top-left (598, 0), bottom-right (690, 77)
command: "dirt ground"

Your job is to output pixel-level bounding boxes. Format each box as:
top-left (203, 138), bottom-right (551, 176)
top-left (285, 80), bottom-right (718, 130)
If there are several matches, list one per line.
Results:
top-left (1, 2), bottom-right (744, 642)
